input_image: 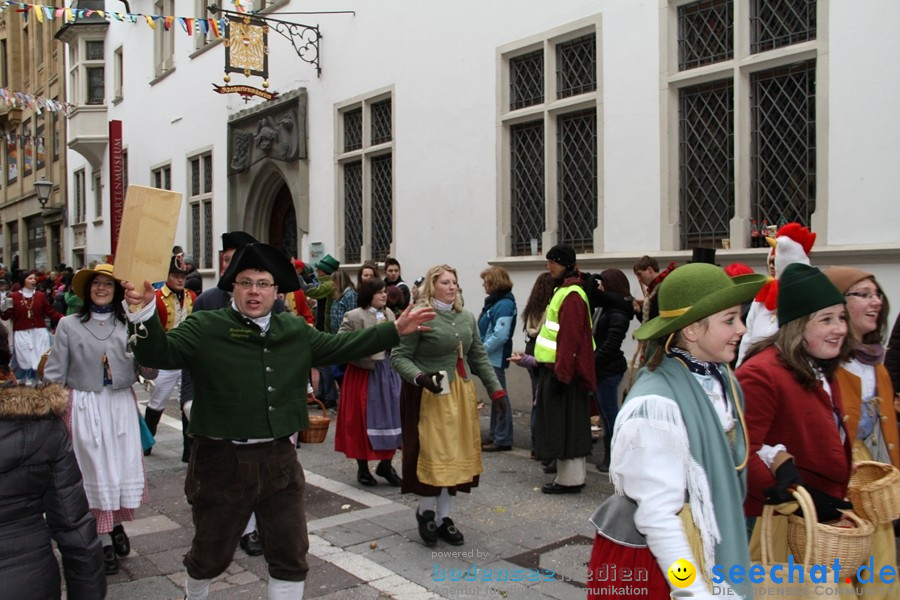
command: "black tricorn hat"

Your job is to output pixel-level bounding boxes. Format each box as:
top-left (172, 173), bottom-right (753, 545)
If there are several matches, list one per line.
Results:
top-left (217, 243), bottom-right (300, 293)
top-left (221, 231), bottom-right (258, 252)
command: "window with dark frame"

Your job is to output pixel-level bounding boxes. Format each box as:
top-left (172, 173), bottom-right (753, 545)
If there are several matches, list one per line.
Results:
top-left (677, 0), bottom-right (733, 71)
top-left (679, 80), bottom-right (735, 249)
top-left (556, 33), bottom-right (597, 99)
top-left (188, 153), bottom-right (214, 268)
top-left (370, 154), bottom-right (392, 262)
top-left (74, 170), bottom-right (86, 224)
top-left (750, 60), bottom-right (816, 227)
top-left (504, 28), bottom-right (598, 257)
top-left (557, 109), bottom-right (597, 252)
top-left (339, 94), bottom-right (394, 264)
top-left (343, 108), bottom-right (362, 152)
top-left (343, 161), bottom-right (363, 264)
top-left (510, 121), bottom-right (545, 256)
top-left (675, 0), bottom-right (816, 249)
top-left (509, 50), bottom-right (544, 110)
top-left (750, 0), bottom-right (816, 54)
top-left (370, 100), bottom-right (392, 146)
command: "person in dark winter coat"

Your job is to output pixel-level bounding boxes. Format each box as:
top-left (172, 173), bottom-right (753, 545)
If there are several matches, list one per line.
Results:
top-left (587, 268), bottom-right (634, 472)
top-left (0, 383), bottom-right (106, 599)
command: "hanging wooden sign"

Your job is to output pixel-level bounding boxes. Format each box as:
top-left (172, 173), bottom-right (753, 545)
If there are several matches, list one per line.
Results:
top-left (224, 14), bottom-right (269, 81)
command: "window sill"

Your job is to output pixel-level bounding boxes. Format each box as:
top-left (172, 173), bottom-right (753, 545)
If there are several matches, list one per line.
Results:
top-left (92, 218), bottom-right (104, 226)
top-left (149, 66), bottom-right (176, 87)
top-left (189, 38), bottom-right (222, 60)
top-left (112, 96), bottom-right (123, 105)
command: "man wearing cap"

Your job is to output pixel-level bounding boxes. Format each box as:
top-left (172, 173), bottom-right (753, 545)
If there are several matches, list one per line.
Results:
top-left (532, 244), bottom-right (597, 494)
top-left (305, 254), bottom-right (340, 407)
top-left (123, 243), bottom-right (435, 600)
top-left (142, 254), bottom-right (197, 454)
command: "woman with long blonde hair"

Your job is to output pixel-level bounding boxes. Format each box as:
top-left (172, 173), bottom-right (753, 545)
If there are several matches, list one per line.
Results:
top-left (391, 265), bottom-right (507, 547)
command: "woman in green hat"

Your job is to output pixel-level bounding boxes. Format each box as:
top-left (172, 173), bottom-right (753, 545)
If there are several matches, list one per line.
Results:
top-left (738, 264), bottom-right (853, 543)
top-left (588, 262), bottom-right (765, 599)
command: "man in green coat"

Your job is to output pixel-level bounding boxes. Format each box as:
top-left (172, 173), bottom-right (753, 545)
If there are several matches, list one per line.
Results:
top-left (123, 243), bottom-right (434, 600)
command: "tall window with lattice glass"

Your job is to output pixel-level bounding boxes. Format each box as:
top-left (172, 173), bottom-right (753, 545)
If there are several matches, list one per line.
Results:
top-left (188, 153), bottom-right (214, 269)
top-left (337, 92), bottom-right (394, 264)
top-left (501, 22), bottom-right (599, 256)
top-left (673, 0), bottom-right (817, 249)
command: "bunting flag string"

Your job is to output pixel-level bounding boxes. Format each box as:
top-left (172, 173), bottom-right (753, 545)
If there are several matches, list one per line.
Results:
top-left (0, 87), bottom-right (71, 115)
top-left (0, 0), bottom-right (243, 39)
top-left (0, 129), bottom-right (46, 146)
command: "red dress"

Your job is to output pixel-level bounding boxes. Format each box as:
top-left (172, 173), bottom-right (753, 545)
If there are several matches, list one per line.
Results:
top-left (334, 364), bottom-right (396, 460)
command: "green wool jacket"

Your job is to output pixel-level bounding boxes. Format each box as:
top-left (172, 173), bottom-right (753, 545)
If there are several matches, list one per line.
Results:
top-left (391, 308), bottom-right (502, 394)
top-left (130, 307), bottom-right (399, 439)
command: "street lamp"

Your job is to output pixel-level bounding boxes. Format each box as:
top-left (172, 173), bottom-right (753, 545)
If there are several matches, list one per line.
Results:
top-left (35, 176), bottom-right (53, 209)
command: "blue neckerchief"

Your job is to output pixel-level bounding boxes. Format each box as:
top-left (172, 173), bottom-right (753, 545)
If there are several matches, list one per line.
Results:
top-left (668, 346), bottom-right (728, 403)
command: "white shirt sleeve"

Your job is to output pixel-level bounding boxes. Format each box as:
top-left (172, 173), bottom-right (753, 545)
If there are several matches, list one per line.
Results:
top-left (755, 444), bottom-right (787, 469)
top-left (122, 299), bottom-right (157, 323)
top-left (612, 395), bottom-right (731, 599)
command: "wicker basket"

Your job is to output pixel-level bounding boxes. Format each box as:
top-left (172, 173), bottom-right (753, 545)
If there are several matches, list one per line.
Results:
top-left (299, 397), bottom-right (331, 444)
top-left (787, 486), bottom-right (874, 570)
top-left (847, 461), bottom-right (900, 525)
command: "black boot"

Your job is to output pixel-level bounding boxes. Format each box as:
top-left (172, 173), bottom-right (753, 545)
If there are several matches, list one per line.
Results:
top-left (357, 460), bottom-right (376, 486)
top-left (181, 410), bottom-right (192, 463)
top-left (143, 408), bottom-right (164, 456)
top-left (597, 436), bottom-right (611, 473)
top-left (102, 545), bottom-right (119, 575)
top-left (144, 407), bottom-right (164, 436)
top-left (375, 460), bottom-right (402, 486)
top-left (111, 524), bottom-right (131, 557)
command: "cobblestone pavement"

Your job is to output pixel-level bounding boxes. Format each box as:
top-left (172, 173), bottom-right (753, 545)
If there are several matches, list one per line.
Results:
top-left (85, 385), bottom-right (615, 599)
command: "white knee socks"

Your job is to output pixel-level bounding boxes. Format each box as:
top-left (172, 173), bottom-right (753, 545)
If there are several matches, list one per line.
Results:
top-left (185, 574), bottom-right (211, 600)
top-left (417, 495), bottom-right (437, 516)
top-left (436, 488), bottom-right (452, 522)
top-left (268, 577), bottom-right (305, 599)
top-left (243, 512), bottom-right (258, 536)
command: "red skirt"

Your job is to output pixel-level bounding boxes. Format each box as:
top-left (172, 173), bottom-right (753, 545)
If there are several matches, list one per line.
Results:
top-left (587, 533), bottom-right (670, 599)
top-left (334, 364), bottom-right (395, 461)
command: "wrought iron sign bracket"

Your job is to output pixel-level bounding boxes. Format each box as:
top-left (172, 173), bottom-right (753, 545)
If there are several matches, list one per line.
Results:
top-left (209, 4), bottom-right (322, 76)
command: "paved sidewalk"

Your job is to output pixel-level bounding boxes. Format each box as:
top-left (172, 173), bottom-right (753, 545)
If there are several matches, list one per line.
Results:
top-left (91, 385), bottom-right (614, 599)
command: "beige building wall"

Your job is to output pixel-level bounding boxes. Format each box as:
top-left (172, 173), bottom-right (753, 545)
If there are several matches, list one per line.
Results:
top-left (0, 8), bottom-right (68, 277)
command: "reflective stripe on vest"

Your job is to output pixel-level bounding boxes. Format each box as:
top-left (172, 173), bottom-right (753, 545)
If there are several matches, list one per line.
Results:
top-left (534, 283), bottom-right (594, 364)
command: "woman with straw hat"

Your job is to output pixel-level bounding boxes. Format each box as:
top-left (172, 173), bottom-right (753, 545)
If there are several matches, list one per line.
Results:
top-left (43, 264), bottom-right (146, 577)
top-left (588, 263), bottom-right (766, 599)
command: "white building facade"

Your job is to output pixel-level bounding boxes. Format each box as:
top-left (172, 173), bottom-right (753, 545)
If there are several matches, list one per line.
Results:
top-left (59, 0), bottom-right (900, 395)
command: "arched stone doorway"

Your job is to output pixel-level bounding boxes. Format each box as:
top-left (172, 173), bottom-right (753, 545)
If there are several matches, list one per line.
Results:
top-left (269, 182), bottom-right (298, 258)
top-left (226, 87), bottom-right (309, 259)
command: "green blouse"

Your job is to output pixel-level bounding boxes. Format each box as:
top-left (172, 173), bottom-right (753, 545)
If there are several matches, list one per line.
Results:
top-left (391, 308), bottom-right (501, 394)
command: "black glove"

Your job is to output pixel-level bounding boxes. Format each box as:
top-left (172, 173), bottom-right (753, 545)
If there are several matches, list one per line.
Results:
top-left (803, 487), bottom-right (853, 523)
top-left (415, 371), bottom-right (444, 394)
top-left (764, 460), bottom-right (804, 504)
top-left (764, 461), bottom-right (853, 522)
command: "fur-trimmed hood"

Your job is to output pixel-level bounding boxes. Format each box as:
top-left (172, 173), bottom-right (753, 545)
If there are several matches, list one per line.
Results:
top-left (0, 384), bottom-right (68, 419)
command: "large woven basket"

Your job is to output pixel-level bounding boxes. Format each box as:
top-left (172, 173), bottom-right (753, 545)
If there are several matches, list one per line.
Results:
top-left (847, 461), bottom-right (900, 525)
top-left (787, 486), bottom-right (874, 570)
top-left (299, 397), bottom-right (331, 444)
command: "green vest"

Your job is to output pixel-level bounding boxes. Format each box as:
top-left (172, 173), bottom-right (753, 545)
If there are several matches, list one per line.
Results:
top-left (534, 283), bottom-right (594, 363)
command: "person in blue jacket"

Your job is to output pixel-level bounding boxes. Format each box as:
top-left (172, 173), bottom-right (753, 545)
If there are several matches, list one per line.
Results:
top-left (478, 266), bottom-right (517, 451)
